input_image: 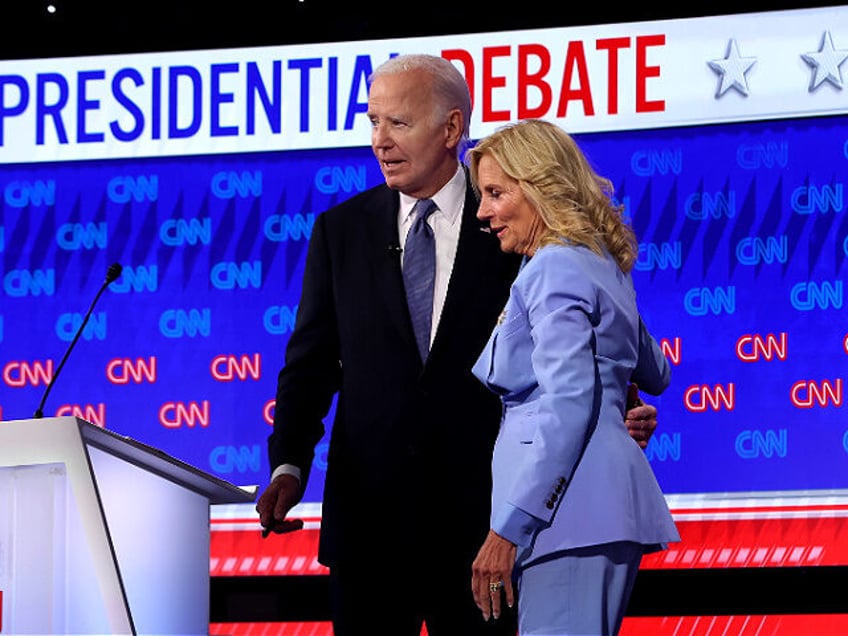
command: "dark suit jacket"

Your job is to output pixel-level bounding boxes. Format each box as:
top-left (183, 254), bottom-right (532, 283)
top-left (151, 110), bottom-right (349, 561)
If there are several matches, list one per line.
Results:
top-left (269, 171), bottom-right (521, 568)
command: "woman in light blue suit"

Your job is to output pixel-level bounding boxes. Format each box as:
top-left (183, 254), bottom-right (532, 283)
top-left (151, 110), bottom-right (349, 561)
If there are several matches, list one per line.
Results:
top-left (467, 119), bottom-right (679, 636)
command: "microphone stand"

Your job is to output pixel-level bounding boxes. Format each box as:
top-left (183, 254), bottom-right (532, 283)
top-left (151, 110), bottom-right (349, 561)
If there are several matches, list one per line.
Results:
top-left (34, 263), bottom-right (122, 419)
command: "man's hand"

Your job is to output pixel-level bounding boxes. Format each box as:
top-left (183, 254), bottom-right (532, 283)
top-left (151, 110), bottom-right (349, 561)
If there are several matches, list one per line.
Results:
top-left (256, 473), bottom-right (305, 537)
top-left (625, 383), bottom-right (657, 449)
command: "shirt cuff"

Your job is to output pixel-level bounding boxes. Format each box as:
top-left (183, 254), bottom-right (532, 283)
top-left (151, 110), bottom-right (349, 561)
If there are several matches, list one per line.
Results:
top-left (271, 464), bottom-right (302, 483)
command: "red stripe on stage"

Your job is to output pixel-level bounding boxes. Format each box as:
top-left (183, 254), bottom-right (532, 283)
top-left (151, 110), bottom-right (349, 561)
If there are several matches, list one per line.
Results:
top-left (619, 614), bottom-right (848, 635)
top-left (210, 527), bottom-right (328, 576)
top-left (642, 516), bottom-right (848, 569)
top-left (672, 503), bottom-right (848, 515)
top-left (210, 515), bottom-right (848, 575)
top-left (210, 615), bottom-right (848, 636)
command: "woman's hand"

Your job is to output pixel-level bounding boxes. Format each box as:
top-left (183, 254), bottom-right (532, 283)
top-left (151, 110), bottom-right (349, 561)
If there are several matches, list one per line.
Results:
top-left (471, 529), bottom-right (516, 620)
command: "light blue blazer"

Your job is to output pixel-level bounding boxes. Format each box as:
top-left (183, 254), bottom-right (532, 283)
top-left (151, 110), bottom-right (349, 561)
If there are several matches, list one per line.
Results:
top-left (472, 243), bottom-right (679, 568)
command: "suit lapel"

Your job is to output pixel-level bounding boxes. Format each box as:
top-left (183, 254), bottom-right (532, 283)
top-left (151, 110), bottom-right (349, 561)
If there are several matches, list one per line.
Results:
top-left (430, 174), bottom-right (503, 354)
top-left (365, 186), bottom-right (417, 348)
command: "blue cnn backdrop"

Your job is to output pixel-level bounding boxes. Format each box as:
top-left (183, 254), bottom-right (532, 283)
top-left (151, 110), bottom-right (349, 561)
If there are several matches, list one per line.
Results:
top-left (2, 114), bottom-right (848, 501)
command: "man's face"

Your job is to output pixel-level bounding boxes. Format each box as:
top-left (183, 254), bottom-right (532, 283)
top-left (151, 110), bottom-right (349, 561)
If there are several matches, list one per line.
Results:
top-left (367, 69), bottom-right (459, 199)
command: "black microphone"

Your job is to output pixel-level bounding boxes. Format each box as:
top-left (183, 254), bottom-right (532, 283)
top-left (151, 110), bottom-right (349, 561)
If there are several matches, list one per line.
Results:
top-left (33, 263), bottom-right (123, 419)
top-left (387, 244), bottom-right (402, 255)
top-left (105, 262), bottom-right (123, 285)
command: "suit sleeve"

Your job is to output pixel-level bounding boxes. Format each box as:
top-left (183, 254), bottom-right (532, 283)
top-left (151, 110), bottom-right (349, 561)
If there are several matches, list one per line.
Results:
top-left (267, 212), bottom-right (341, 488)
top-left (631, 315), bottom-right (671, 396)
top-left (492, 252), bottom-right (600, 543)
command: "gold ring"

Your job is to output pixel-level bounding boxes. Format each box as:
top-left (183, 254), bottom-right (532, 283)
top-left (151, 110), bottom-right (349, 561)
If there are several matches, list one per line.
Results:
top-left (489, 580), bottom-right (504, 594)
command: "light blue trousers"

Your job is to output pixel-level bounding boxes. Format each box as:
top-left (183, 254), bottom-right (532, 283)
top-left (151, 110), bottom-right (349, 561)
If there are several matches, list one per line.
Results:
top-left (517, 541), bottom-right (643, 636)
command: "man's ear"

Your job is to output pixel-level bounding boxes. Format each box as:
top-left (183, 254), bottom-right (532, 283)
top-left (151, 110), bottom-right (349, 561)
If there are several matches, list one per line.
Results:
top-left (444, 108), bottom-right (463, 149)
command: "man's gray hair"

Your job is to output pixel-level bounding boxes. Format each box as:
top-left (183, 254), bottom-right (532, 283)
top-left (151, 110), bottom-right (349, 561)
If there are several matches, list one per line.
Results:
top-left (370, 54), bottom-right (472, 152)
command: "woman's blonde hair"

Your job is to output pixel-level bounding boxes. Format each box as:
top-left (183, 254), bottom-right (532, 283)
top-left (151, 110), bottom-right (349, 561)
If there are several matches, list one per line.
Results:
top-left (468, 119), bottom-right (637, 272)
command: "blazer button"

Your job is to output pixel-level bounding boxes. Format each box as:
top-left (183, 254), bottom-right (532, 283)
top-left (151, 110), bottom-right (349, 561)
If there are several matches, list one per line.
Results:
top-left (545, 500), bottom-right (555, 509)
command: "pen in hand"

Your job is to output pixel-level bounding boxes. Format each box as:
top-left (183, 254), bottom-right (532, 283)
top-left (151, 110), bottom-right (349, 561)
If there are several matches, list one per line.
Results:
top-left (260, 518), bottom-right (305, 538)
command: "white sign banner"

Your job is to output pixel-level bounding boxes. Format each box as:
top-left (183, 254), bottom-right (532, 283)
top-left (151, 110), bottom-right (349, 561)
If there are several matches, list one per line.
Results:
top-left (0, 5), bottom-right (846, 163)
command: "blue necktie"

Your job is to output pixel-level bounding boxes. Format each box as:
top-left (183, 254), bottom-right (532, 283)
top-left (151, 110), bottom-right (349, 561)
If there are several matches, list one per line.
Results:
top-left (403, 198), bottom-right (438, 362)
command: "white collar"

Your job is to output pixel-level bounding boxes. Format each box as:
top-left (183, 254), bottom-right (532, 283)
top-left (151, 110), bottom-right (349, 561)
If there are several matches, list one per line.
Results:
top-left (399, 165), bottom-right (465, 225)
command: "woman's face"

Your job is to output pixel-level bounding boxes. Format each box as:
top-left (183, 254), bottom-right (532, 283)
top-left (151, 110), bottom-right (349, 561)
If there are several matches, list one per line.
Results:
top-left (475, 155), bottom-right (544, 256)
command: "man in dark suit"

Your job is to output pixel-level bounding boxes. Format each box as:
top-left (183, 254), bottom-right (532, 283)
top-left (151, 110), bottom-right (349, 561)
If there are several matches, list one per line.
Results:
top-left (256, 53), bottom-right (659, 636)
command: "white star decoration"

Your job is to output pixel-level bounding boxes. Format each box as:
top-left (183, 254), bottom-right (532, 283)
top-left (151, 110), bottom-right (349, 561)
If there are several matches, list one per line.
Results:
top-left (802, 31), bottom-right (848, 91)
top-left (708, 39), bottom-right (757, 98)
